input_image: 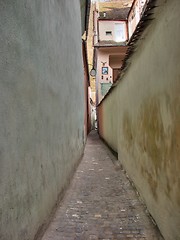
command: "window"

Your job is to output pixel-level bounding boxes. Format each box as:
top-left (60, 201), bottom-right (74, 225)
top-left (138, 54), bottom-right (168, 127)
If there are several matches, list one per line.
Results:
top-left (114, 23), bottom-right (126, 42)
top-left (106, 31), bottom-right (112, 36)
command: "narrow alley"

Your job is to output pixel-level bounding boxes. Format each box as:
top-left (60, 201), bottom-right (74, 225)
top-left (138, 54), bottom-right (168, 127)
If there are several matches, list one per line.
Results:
top-left (40, 131), bottom-right (163, 240)
top-left (0, 1), bottom-right (179, 240)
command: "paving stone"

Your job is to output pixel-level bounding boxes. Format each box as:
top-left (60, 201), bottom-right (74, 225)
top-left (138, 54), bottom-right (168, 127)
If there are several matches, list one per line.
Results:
top-left (41, 131), bottom-right (164, 240)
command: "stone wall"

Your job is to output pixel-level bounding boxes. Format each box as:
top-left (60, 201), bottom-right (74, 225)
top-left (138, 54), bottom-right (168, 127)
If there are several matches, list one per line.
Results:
top-left (0, 1), bottom-right (85, 239)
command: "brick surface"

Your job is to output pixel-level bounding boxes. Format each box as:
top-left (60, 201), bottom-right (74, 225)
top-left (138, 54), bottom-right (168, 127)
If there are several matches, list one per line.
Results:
top-left (41, 131), bottom-right (164, 240)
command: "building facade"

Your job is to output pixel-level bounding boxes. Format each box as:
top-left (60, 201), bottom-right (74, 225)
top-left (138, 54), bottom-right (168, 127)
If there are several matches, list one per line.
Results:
top-left (93, 1), bottom-right (132, 104)
top-left (92, 0), bottom-right (147, 104)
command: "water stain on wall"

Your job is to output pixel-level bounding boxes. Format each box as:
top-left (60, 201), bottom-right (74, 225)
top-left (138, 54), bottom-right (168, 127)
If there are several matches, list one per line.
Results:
top-left (122, 112), bottom-right (133, 150)
top-left (139, 90), bottom-right (180, 205)
top-left (122, 89), bottom-right (180, 205)
top-left (139, 98), bottom-right (165, 174)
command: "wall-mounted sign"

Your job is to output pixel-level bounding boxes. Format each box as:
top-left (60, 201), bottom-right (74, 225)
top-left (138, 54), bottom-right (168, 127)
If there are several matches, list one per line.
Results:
top-left (102, 67), bottom-right (108, 75)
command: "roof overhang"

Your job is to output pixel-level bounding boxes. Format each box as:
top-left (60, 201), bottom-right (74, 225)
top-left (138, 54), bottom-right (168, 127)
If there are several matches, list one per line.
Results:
top-left (94, 42), bottom-right (127, 48)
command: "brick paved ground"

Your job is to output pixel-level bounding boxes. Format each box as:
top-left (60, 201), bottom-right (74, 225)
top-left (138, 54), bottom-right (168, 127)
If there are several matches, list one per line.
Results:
top-left (41, 131), bottom-right (164, 240)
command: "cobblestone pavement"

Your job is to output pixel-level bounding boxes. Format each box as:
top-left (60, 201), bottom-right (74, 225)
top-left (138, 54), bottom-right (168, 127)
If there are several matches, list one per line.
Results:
top-left (41, 131), bottom-right (164, 240)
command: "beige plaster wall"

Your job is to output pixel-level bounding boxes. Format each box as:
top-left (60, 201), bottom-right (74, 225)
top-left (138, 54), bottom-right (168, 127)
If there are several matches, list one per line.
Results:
top-left (98, 87), bottom-right (118, 152)
top-left (98, 1), bottom-right (180, 239)
top-left (0, 1), bottom-right (85, 240)
top-left (99, 20), bottom-right (128, 42)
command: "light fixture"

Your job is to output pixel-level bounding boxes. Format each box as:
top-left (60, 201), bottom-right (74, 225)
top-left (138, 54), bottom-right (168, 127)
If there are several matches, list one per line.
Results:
top-left (90, 67), bottom-right (96, 77)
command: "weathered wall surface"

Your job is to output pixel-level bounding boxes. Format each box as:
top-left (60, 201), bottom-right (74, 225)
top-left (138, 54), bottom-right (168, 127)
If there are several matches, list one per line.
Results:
top-left (0, 1), bottom-right (85, 240)
top-left (98, 1), bottom-right (180, 239)
top-left (98, 87), bottom-right (118, 152)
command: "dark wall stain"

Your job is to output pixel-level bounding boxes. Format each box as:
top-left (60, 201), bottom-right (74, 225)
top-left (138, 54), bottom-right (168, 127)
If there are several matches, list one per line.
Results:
top-left (139, 98), bottom-right (164, 174)
top-left (123, 112), bottom-right (133, 149)
top-left (122, 84), bottom-right (180, 205)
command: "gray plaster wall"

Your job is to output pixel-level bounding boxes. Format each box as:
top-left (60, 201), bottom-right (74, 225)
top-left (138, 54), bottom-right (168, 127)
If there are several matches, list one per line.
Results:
top-left (0, 1), bottom-right (85, 240)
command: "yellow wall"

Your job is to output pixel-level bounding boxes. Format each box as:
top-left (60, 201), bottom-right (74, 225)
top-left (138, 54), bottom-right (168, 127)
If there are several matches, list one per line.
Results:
top-left (87, 3), bottom-right (96, 102)
top-left (98, 1), bottom-right (180, 239)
